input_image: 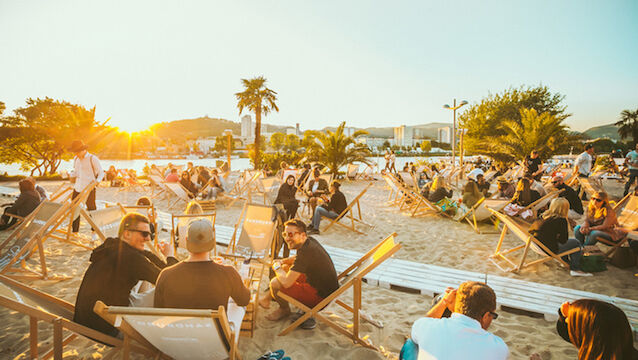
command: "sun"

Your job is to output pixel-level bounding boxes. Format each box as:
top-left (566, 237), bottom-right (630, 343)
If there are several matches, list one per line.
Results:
top-left (116, 121), bottom-right (148, 134)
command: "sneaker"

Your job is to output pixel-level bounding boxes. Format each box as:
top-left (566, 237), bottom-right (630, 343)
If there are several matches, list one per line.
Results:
top-left (300, 317), bottom-right (317, 330)
top-left (570, 270), bottom-right (593, 277)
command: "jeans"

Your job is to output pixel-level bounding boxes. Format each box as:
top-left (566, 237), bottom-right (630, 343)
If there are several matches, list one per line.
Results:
top-left (311, 206), bottom-right (338, 230)
top-left (574, 225), bottom-right (613, 246)
top-left (558, 238), bottom-right (583, 271)
top-left (624, 169), bottom-right (638, 196)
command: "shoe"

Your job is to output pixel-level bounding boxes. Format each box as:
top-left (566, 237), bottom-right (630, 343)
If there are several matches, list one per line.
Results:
top-left (257, 349), bottom-right (285, 360)
top-left (300, 317), bottom-right (317, 330)
top-left (570, 270), bottom-right (593, 277)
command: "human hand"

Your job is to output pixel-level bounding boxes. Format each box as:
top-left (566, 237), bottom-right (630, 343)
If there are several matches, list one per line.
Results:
top-left (159, 241), bottom-right (174, 258)
top-left (281, 263), bottom-right (291, 272)
top-left (442, 287), bottom-right (457, 311)
top-left (580, 225), bottom-right (590, 234)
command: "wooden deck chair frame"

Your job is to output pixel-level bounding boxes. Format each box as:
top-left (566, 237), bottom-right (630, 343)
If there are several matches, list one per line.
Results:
top-left (250, 177), bottom-right (281, 205)
top-left (116, 169), bottom-right (146, 193)
top-left (0, 275), bottom-right (156, 360)
top-left (382, 174), bottom-right (405, 206)
top-left (578, 176), bottom-right (605, 199)
top-left (321, 182), bottom-right (374, 235)
top-left (346, 164), bottom-right (359, 180)
top-left (522, 190), bottom-right (560, 220)
top-left (164, 182), bottom-right (195, 210)
top-left (277, 233), bottom-right (402, 350)
top-left (488, 209), bottom-right (579, 273)
top-left (148, 174), bottom-right (169, 198)
top-left (171, 212), bottom-right (217, 256)
top-left (458, 197), bottom-right (496, 234)
top-left (225, 171), bottom-right (261, 208)
top-left (94, 301), bottom-right (238, 360)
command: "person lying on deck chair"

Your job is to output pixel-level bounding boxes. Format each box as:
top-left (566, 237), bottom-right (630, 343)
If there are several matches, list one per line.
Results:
top-left (73, 213), bottom-right (177, 337)
top-left (259, 219), bottom-right (339, 330)
top-left (402, 281), bottom-right (508, 360)
top-left (0, 179), bottom-right (41, 231)
top-left (154, 218), bottom-right (250, 310)
top-left (307, 181), bottom-right (347, 235)
top-left (551, 174), bottom-right (584, 222)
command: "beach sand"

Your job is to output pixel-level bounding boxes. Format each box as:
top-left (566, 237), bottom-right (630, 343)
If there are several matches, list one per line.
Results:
top-left (0, 177), bottom-right (635, 359)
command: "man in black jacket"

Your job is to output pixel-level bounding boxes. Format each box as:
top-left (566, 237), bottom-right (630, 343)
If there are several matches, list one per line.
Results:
top-left (308, 181), bottom-right (347, 235)
top-left (551, 175), bottom-right (584, 220)
top-left (73, 213), bottom-right (178, 337)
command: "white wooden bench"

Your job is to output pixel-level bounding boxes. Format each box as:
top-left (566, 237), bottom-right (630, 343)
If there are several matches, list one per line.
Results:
top-left (0, 186), bottom-right (19, 199)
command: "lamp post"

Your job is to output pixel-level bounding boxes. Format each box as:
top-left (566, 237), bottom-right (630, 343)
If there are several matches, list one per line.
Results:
top-left (223, 129), bottom-right (233, 171)
top-left (443, 99), bottom-right (468, 169)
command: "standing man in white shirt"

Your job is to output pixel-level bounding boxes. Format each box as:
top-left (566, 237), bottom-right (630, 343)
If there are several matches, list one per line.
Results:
top-left (407, 281), bottom-right (508, 360)
top-left (573, 143), bottom-right (595, 200)
top-left (623, 143), bottom-right (638, 196)
top-left (69, 140), bottom-right (104, 233)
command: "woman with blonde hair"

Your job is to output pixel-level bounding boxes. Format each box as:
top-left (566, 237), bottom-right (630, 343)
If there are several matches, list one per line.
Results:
top-left (427, 175), bottom-right (453, 203)
top-left (555, 299), bottom-right (637, 359)
top-left (574, 191), bottom-right (625, 246)
top-left (528, 198), bottom-right (591, 277)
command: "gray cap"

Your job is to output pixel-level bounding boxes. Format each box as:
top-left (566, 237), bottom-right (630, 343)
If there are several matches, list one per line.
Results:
top-left (186, 218), bottom-right (215, 253)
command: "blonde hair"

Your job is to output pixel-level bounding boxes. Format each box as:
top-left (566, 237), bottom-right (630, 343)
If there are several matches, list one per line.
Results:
top-left (544, 197), bottom-right (569, 219)
top-left (430, 175), bottom-right (447, 192)
top-left (587, 191), bottom-right (609, 221)
top-left (184, 201), bottom-right (203, 215)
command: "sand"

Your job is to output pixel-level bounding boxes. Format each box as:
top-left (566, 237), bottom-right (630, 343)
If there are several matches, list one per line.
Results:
top-left (0, 177), bottom-right (635, 359)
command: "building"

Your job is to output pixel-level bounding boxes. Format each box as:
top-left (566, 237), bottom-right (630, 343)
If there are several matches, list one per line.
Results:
top-left (295, 123), bottom-right (301, 136)
top-left (195, 137), bottom-right (217, 153)
top-left (394, 125), bottom-right (413, 147)
top-left (438, 127), bottom-right (451, 144)
top-left (286, 128), bottom-right (297, 135)
top-left (356, 137), bottom-right (393, 150)
top-left (241, 115), bottom-right (253, 139)
top-left (343, 127), bottom-right (357, 137)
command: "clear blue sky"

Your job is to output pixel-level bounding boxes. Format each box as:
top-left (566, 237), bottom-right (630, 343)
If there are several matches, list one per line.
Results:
top-left (1, 0), bottom-right (636, 133)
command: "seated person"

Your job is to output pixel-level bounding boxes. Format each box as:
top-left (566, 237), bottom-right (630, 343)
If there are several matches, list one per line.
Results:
top-left (206, 169), bottom-right (224, 199)
top-left (275, 175), bottom-right (299, 220)
top-left (462, 176), bottom-right (483, 208)
top-left (73, 213), bottom-right (177, 336)
top-left (528, 198), bottom-right (591, 277)
top-left (427, 176), bottom-right (453, 203)
top-left (503, 177), bottom-right (541, 219)
top-left (26, 177), bottom-right (48, 201)
top-left (0, 179), bottom-right (41, 231)
top-left (259, 219), bottom-right (339, 329)
top-left (105, 165), bottom-right (118, 185)
top-left (196, 166), bottom-right (210, 188)
top-left (136, 196), bottom-right (158, 241)
top-left (308, 181), bottom-right (347, 235)
top-left (408, 281), bottom-right (508, 360)
top-left (165, 168), bottom-right (179, 182)
top-left (554, 299), bottom-right (637, 359)
top-left (493, 177), bottom-right (515, 199)
top-left (530, 177), bottom-right (547, 197)
top-left (476, 174), bottom-right (491, 197)
top-left (417, 172), bottom-right (430, 190)
top-left (276, 161), bottom-right (289, 179)
top-left (179, 171), bottom-right (198, 197)
top-left (305, 168), bottom-right (329, 214)
top-left (154, 218), bottom-right (250, 309)
top-left (551, 174), bottom-right (584, 220)
top-left (574, 191), bottom-right (625, 246)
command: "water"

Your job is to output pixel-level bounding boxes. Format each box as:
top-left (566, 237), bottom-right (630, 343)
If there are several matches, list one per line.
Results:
top-left (1, 155), bottom-right (456, 176)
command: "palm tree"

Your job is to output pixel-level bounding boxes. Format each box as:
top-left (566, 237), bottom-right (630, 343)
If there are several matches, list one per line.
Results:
top-left (235, 77), bottom-right (278, 169)
top-left (306, 122), bottom-right (372, 176)
top-left (615, 108), bottom-right (638, 144)
top-left (493, 108), bottom-right (568, 161)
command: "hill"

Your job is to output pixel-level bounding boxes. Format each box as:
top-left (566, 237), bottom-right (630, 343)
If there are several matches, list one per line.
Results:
top-left (149, 116), bottom-right (240, 141)
top-left (582, 123), bottom-right (620, 141)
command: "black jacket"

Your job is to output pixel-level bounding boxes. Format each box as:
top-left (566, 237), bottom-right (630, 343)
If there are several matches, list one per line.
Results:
top-left (307, 178), bottom-right (329, 197)
top-left (73, 238), bottom-right (178, 336)
top-left (325, 190), bottom-right (347, 215)
top-left (528, 216), bottom-right (568, 254)
top-left (556, 183), bottom-right (583, 215)
top-left (275, 183), bottom-right (298, 205)
top-left (7, 190), bottom-right (41, 217)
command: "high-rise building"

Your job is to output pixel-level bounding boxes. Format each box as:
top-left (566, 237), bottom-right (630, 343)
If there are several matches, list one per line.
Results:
top-left (394, 125), bottom-right (413, 147)
top-left (438, 127), bottom-right (451, 144)
top-left (241, 115), bottom-right (253, 139)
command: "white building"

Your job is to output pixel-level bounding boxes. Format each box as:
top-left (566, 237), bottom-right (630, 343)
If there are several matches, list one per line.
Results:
top-left (241, 115), bottom-right (253, 139)
top-left (343, 127), bottom-right (357, 137)
top-left (286, 128), bottom-right (297, 135)
top-left (356, 137), bottom-right (393, 149)
top-left (195, 138), bottom-right (217, 153)
top-left (394, 125), bottom-right (413, 147)
top-left (438, 127), bottom-right (451, 144)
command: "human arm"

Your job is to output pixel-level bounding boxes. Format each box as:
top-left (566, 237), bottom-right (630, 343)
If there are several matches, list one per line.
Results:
top-left (272, 262), bottom-right (302, 289)
top-left (426, 288), bottom-right (456, 318)
top-left (227, 267), bottom-right (251, 306)
top-left (591, 208), bottom-right (617, 231)
top-left (92, 155), bottom-right (105, 182)
top-left (557, 218), bottom-right (569, 245)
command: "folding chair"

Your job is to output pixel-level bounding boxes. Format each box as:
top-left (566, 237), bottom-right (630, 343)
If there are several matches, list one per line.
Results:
top-left (225, 171), bottom-right (261, 208)
top-left (148, 174), bottom-right (169, 198)
top-left (321, 182), bottom-right (374, 234)
top-left (0, 275), bottom-right (155, 360)
top-left (397, 171), bottom-right (419, 192)
top-left (577, 177), bottom-right (605, 200)
top-left (278, 233), bottom-right (402, 350)
top-left (457, 197), bottom-right (495, 234)
top-left (488, 209), bottom-right (579, 273)
top-left (346, 164), bottom-right (359, 180)
top-left (382, 174), bottom-right (405, 206)
top-left (94, 300), bottom-right (244, 360)
top-left (164, 182), bottom-right (194, 210)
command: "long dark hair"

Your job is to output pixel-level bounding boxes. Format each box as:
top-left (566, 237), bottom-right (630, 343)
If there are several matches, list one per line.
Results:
top-left (512, 177), bottom-right (532, 205)
top-left (568, 299), bottom-right (634, 360)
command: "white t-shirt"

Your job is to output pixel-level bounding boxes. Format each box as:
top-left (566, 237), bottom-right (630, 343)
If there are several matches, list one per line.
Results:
top-left (411, 313), bottom-right (508, 360)
top-left (574, 151), bottom-right (592, 176)
top-left (73, 152), bottom-right (104, 192)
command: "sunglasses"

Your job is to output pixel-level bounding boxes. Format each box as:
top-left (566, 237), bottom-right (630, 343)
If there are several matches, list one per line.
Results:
top-left (489, 311), bottom-right (499, 320)
top-left (128, 229), bottom-right (152, 238)
top-left (282, 231), bottom-right (301, 238)
top-left (592, 198), bottom-right (603, 202)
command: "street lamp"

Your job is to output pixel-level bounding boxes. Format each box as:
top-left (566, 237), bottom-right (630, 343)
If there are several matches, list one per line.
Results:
top-left (443, 99), bottom-right (468, 170)
top-left (223, 129), bottom-right (233, 171)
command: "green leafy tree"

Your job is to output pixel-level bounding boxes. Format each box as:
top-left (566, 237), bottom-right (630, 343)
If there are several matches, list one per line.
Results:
top-left (0, 101), bottom-right (5, 115)
top-left (301, 133), bottom-right (316, 149)
top-left (284, 134), bottom-right (301, 152)
top-left (0, 97), bottom-right (109, 175)
top-left (420, 140), bottom-right (432, 153)
top-left (269, 132), bottom-right (286, 151)
top-left (235, 77), bottom-right (279, 169)
top-left (615, 108), bottom-right (638, 145)
top-left (382, 140), bottom-right (391, 149)
top-left (214, 135), bottom-right (236, 153)
top-left (459, 85), bottom-right (571, 163)
top-left (305, 122), bottom-right (372, 176)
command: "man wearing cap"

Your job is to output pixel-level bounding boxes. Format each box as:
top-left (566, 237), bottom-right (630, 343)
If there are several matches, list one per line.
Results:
top-left (68, 140), bottom-right (104, 233)
top-left (74, 213), bottom-right (177, 336)
top-left (154, 218), bottom-right (250, 309)
top-left (259, 219), bottom-right (339, 328)
top-left (551, 175), bottom-right (584, 221)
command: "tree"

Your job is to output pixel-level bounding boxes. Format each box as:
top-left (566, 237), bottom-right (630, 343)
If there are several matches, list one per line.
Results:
top-left (214, 135), bottom-right (235, 153)
top-left (615, 108), bottom-right (638, 145)
top-left (494, 108), bottom-right (568, 161)
top-left (269, 132), bottom-right (286, 151)
top-left (300, 133), bottom-right (316, 149)
top-left (420, 140), bottom-right (432, 153)
top-left (382, 140), bottom-right (391, 149)
top-left (284, 134), bottom-right (301, 152)
top-left (0, 101), bottom-right (5, 116)
top-left (305, 122), bottom-right (372, 176)
top-left (235, 77), bottom-right (279, 169)
top-left (459, 85), bottom-right (571, 163)
top-left (0, 97), bottom-right (109, 175)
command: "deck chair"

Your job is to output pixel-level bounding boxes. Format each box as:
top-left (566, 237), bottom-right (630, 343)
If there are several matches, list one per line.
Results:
top-left (94, 301), bottom-right (244, 360)
top-left (251, 177), bottom-right (281, 205)
top-left (164, 182), bottom-right (194, 210)
top-left (278, 233), bottom-right (402, 350)
top-left (382, 174), bottom-right (405, 206)
top-left (522, 190), bottom-right (560, 220)
top-left (321, 183), bottom-right (373, 235)
top-left (488, 209), bottom-right (580, 273)
top-left (148, 174), bottom-right (169, 198)
top-left (346, 164), bottom-right (360, 180)
top-left (117, 169), bottom-right (146, 192)
top-left (0, 275), bottom-right (155, 360)
top-left (171, 212), bottom-right (216, 255)
top-left (225, 171), bottom-right (261, 208)
top-left (594, 193), bottom-right (638, 256)
top-left (578, 177), bottom-right (604, 199)
top-left (80, 205), bottom-right (128, 244)
top-left (397, 171), bottom-right (419, 192)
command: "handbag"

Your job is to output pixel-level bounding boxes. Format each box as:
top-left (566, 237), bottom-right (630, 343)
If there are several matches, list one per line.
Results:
top-left (610, 246), bottom-right (636, 268)
top-left (581, 247), bottom-right (607, 272)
